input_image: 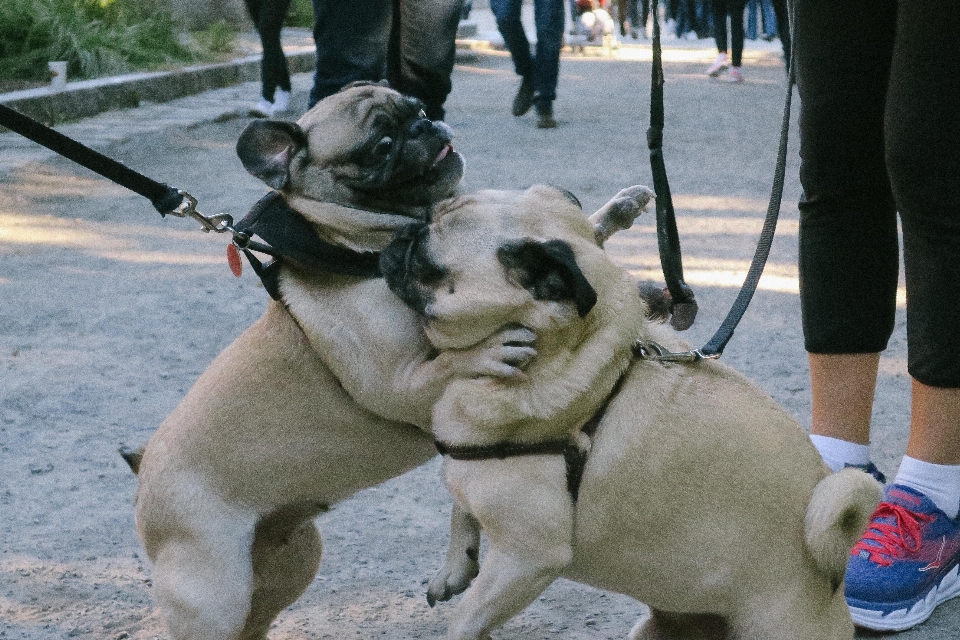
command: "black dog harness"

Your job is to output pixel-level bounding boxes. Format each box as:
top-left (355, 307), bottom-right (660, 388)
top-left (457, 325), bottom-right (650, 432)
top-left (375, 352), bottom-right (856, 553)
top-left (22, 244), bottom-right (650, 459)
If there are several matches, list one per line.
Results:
top-left (433, 338), bottom-right (700, 501)
top-left (434, 352), bottom-right (638, 502)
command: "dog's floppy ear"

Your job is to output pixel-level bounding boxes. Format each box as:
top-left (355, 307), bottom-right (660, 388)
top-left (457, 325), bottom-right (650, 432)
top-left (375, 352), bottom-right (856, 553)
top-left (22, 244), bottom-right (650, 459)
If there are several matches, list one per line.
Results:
top-left (236, 119), bottom-right (308, 190)
top-left (497, 238), bottom-right (597, 317)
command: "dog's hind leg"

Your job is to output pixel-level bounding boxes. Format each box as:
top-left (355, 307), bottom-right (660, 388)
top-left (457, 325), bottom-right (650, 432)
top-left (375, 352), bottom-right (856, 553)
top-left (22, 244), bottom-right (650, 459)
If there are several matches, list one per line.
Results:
top-left (428, 501), bottom-right (481, 606)
top-left (444, 458), bottom-right (573, 640)
top-left (447, 545), bottom-right (565, 640)
top-left (241, 515), bottom-right (324, 640)
top-left (628, 609), bottom-right (727, 640)
top-left (150, 509), bottom-right (259, 640)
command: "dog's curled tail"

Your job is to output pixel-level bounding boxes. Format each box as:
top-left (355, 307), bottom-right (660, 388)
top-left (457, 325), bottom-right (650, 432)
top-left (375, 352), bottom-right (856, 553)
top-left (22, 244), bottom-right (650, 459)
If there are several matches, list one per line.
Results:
top-left (804, 467), bottom-right (882, 590)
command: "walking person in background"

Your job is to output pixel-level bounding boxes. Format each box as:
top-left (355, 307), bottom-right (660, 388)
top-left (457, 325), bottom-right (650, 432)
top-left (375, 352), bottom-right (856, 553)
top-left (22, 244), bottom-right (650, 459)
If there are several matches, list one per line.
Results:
top-left (616, 0), bottom-right (648, 38)
top-left (706, 0), bottom-right (747, 82)
top-left (491, 0), bottom-right (566, 129)
top-left (308, 0), bottom-right (464, 120)
top-left (796, 0), bottom-right (960, 632)
top-left (244, 0), bottom-right (293, 116)
top-left (745, 0), bottom-right (776, 40)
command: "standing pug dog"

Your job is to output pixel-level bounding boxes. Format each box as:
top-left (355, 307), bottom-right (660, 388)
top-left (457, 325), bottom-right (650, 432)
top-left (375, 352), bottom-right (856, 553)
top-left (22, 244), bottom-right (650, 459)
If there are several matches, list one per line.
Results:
top-left (382, 184), bottom-right (655, 613)
top-left (125, 83), bottom-right (538, 640)
top-left (381, 184), bottom-right (883, 640)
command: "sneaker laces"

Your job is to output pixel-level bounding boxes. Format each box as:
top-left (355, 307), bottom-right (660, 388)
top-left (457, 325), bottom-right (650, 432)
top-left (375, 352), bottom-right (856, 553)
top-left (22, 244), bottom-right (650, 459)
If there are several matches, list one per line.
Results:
top-left (852, 502), bottom-right (936, 566)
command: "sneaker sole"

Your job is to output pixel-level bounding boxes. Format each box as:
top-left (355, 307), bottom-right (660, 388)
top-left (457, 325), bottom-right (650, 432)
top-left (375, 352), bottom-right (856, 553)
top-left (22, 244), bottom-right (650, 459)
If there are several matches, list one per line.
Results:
top-left (707, 65), bottom-right (728, 78)
top-left (848, 564), bottom-right (960, 631)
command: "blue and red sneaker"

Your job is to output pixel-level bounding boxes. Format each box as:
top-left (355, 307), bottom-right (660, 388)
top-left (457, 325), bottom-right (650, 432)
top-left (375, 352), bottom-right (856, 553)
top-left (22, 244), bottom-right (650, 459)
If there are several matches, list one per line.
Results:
top-left (845, 484), bottom-right (960, 631)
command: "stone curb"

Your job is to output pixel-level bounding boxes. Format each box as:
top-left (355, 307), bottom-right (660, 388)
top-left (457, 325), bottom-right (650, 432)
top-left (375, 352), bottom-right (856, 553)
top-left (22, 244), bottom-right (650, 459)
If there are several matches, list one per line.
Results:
top-left (0, 19), bottom-right (485, 128)
top-left (0, 50), bottom-right (316, 127)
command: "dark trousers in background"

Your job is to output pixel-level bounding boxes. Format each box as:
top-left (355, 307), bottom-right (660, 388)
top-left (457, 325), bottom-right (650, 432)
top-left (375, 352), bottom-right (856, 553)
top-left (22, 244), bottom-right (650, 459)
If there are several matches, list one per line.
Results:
top-left (308, 0), bottom-right (463, 119)
top-left (711, 0), bottom-right (747, 65)
top-left (244, 0), bottom-right (293, 102)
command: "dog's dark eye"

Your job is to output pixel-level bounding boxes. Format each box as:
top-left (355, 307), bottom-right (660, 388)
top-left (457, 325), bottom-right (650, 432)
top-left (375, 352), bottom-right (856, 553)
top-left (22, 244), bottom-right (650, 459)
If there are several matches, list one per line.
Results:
top-left (374, 136), bottom-right (393, 156)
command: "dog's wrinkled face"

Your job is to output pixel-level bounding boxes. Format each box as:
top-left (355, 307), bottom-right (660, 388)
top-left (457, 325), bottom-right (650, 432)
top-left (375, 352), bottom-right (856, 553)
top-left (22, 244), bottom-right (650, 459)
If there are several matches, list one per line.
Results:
top-left (381, 186), bottom-right (599, 349)
top-left (236, 82), bottom-right (464, 213)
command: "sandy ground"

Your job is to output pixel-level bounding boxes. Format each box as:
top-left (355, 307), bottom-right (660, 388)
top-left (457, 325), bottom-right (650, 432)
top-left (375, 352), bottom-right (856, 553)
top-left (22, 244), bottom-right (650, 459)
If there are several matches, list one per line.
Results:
top-left (2, 42), bottom-right (957, 639)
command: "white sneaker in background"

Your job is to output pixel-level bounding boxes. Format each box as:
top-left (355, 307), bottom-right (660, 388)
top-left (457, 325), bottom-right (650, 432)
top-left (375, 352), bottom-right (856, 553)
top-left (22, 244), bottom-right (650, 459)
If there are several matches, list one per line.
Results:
top-left (706, 52), bottom-right (729, 77)
top-left (254, 96), bottom-right (274, 117)
top-left (727, 66), bottom-right (744, 83)
top-left (272, 88), bottom-right (291, 113)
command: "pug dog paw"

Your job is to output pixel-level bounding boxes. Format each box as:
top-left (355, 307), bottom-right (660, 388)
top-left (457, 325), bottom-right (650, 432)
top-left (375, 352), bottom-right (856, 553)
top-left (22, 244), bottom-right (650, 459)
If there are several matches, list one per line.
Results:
top-left (456, 326), bottom-right (537, 380)
top-left (590, 185), bottom-right (655, 244)
top-left (426, 550), bottom-right (479, 607)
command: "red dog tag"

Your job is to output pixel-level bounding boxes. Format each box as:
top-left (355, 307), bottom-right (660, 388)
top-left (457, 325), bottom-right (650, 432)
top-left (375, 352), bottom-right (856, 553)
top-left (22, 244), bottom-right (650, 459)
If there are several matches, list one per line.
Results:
top-left (227, 244), bottom-right (242, 277)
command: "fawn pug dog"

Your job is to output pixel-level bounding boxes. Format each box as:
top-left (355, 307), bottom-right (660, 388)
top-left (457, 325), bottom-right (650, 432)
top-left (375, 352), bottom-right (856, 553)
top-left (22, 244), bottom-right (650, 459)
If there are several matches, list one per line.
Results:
top-left (124, 83), bottom-right (541, 640)
top-left (125, 81), bottom-right (656, 640)
top-left (381, 184), bottom-right (883, 640)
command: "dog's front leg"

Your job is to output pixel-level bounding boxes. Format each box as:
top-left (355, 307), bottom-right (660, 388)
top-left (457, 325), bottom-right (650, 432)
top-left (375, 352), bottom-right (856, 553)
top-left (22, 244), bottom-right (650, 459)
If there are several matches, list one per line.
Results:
top-left (588, 185), bottom-right (654, 245)
top-left (398, 326), bottom-right (537, 398)
top-left (428, 500), bottom-right (481, 606)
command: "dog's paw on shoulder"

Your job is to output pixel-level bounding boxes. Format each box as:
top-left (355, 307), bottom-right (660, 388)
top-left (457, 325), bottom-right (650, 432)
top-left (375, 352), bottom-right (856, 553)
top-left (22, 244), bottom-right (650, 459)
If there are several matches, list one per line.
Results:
top-left (637, 282), bottom-right (672, 324)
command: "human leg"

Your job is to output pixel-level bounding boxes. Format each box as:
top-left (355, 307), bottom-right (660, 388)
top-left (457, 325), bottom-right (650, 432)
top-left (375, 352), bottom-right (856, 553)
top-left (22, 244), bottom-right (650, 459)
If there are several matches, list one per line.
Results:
top-left (389, 0), bottom-right (464, 120)
top-left (888, 0), bottom-right (960, 518)
top-left (711, 0), bottom-right (728, 52)
top-left (746, 0), bottom-right (758, 40)
top-left (256, 0), bottom-right (292, 102)
top-left (308, 0), bottom-right (390, 108)
top-left (809, 354), bottom-right (878, 447)
top-left (813, 1), bottom-right (960, 630)
top-left (706, 0), bottom-right (730, 75)
top-left (771, 0), bottom-right (790, 69)
top-left (726, 0), bottom-right (746, 63)
top-left (796, 0), bottom-right (898, 466)
top-left (490, 0), bottom-right (537, 117)
top-left (490, 0), bottom-right (534, 80)
top-left (531, 0), bottom-right (565, 104)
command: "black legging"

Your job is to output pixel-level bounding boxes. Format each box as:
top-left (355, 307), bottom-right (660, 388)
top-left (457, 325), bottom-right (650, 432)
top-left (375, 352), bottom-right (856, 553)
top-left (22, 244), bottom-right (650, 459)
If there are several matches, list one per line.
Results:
top-left (244, 0), bottom-right (293, 102)
top-left (711, 0), bottom-right (747, 66)
top-left (796, 0), bottom-right (960, 387)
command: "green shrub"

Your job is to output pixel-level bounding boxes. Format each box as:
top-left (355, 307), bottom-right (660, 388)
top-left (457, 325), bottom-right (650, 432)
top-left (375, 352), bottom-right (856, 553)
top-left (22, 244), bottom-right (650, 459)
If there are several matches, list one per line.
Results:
top-left (0, 0), bottom-right (235, 84)
top-left (284, 0), bottom-right (314, 29)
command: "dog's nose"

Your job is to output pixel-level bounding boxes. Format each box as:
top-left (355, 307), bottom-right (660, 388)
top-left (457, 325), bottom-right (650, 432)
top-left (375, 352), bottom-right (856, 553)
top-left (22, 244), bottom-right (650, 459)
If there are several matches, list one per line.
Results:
top-left (408, 118), bottom-right (432, 137)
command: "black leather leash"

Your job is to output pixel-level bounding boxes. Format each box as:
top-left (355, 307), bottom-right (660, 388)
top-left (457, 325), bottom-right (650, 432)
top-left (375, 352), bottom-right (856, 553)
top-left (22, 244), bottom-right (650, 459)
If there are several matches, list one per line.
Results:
top-left (0, 104), bottom-right (381, 291)
top-left (0, 103), bottom-right (238, 232)
top-left (645, 0), bottom-right (795, 361)
top-left (647, 0), bottom-right (699, 332)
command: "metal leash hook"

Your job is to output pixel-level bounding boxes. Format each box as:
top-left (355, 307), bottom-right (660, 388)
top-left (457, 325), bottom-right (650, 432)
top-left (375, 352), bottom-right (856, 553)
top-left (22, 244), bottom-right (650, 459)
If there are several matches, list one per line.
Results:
top-left (164, 191), bottom-right (235, 234)
top-left (634, 339), bottom-right (721, 364)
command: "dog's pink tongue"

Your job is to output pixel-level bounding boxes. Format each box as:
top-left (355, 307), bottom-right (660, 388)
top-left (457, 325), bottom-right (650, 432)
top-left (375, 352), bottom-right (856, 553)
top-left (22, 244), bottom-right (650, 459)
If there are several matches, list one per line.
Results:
top-left (433, 144), bottom-right (451, 165)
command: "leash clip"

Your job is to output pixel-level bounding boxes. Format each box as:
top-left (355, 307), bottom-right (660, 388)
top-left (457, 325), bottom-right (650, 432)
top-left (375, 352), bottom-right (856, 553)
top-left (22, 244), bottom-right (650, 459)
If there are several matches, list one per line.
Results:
top-left (634, 340), bottom-right (720, 364)
top-left (166, 191), bottom-right (235, 234)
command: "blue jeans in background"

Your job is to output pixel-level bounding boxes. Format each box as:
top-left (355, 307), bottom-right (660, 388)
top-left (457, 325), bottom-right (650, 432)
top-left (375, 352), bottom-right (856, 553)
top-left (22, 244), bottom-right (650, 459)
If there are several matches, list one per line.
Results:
top-left (490, 0), bottom-right (566, 105)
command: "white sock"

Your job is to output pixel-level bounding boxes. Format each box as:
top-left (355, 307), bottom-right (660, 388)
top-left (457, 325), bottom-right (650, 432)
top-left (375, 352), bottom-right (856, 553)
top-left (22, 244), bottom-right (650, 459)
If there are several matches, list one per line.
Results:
top-left (809, 434), bottom-right (871, 473)
top-left (895, 455), bottom-right (960, 519)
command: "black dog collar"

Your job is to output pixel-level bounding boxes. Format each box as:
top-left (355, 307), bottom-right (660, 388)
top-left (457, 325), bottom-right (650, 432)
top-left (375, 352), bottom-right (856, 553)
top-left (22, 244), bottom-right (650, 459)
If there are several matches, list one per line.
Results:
top-left (232, 191), bottom-right (384, 299)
